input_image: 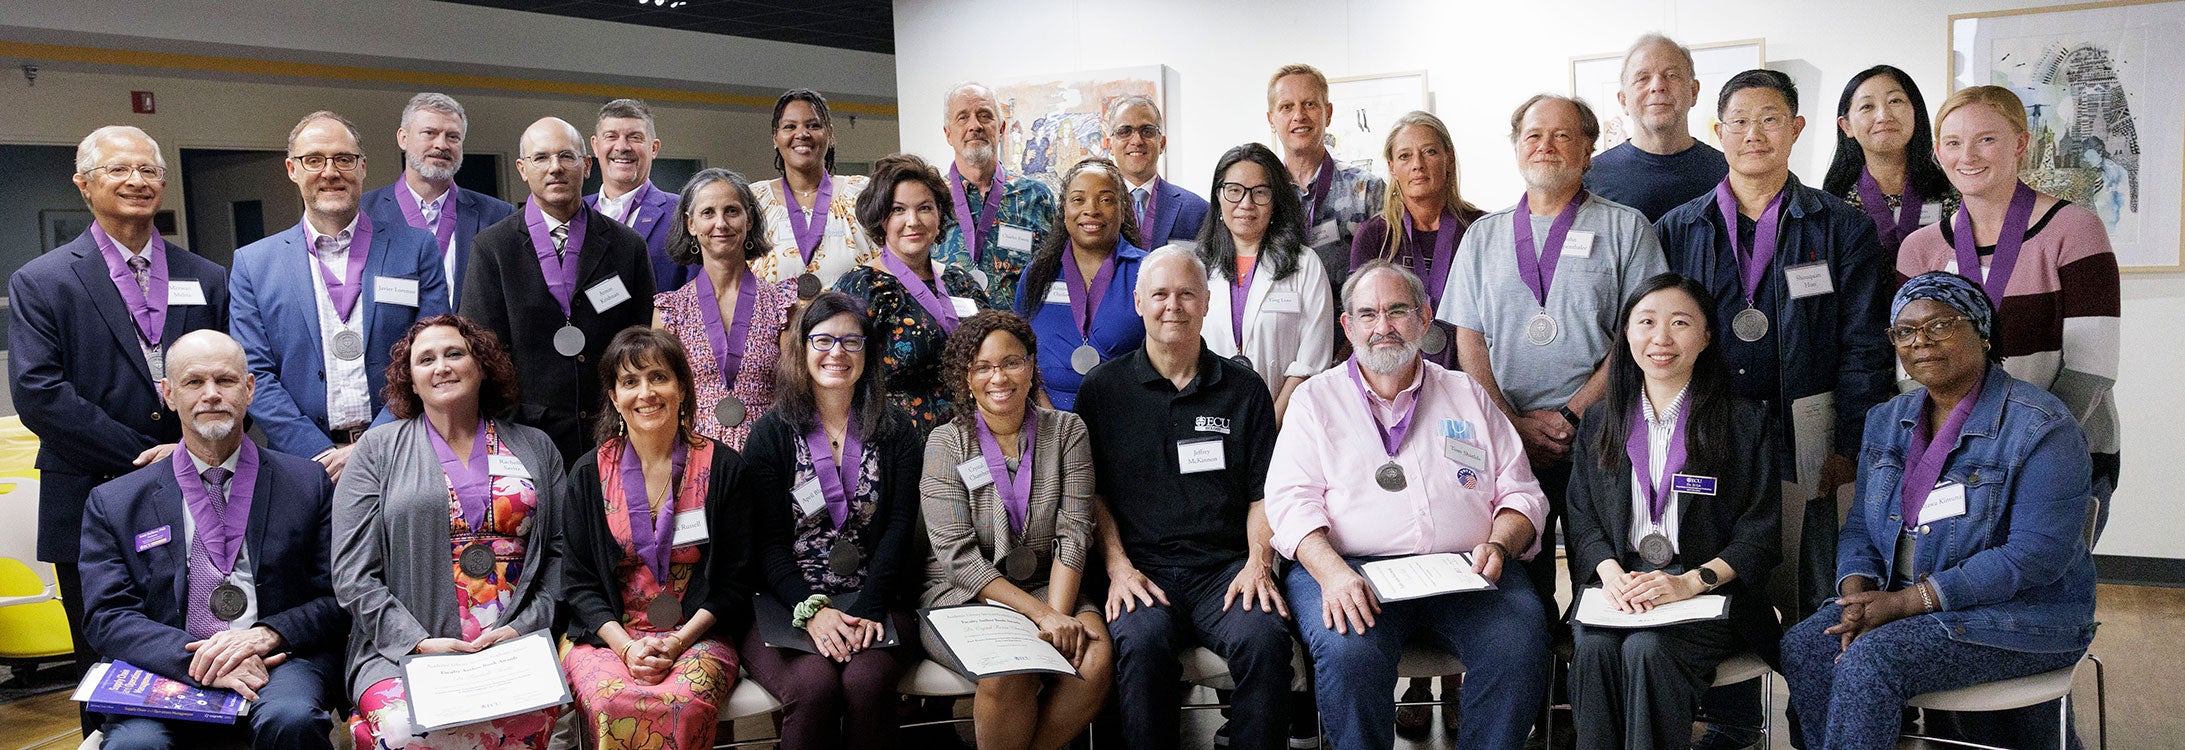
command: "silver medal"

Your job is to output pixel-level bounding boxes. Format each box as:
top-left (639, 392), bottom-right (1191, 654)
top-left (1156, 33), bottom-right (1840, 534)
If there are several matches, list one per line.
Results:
top-left (1419, 323), bottom-right (1448, 355)
top-left (553, 324), bottom-right (586, 357)
top-left (1375, 461), bottom-right (1407, 492)
top-left (796, 273), bottom-right (822, 300)
top-left (1004, 546), bottom-right (1036, 580)
top-left (330, 329), bottom-right (365, 361)
top-left (209, 583), bottom-right (248, 622)
top-left (829, 537), bottom-right (863, 578)
top-left (1731, 307), bottom-right (1769, 343)
top-left (458, 543), bottom-right (496, 578)
top-left (646, 593), bottom-right (683, 628)
top-left (714, 396), bottom-right (747, 428)
top-left (1639, 532), bottom-right (1675, 568)
top-left (1071, 344), bottom-right (1099, 375)
top-left (1525, 313), bottom-right (1558, 346)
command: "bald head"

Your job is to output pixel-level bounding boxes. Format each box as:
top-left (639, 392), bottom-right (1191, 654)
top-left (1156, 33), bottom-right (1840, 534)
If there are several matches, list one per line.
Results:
top-left (517, 117), bottom-right (590, 216)
top-left (161, 330), bottom-right (255, 447)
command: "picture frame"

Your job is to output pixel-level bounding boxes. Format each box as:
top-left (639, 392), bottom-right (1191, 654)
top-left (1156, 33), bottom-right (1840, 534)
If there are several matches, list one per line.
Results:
top-left (1326, 70), bottom-right (1432, 180)
top-left (1570, 38), bottom-right (1767, 154)
top-left (39, 208), bottom-right (94, 252)
top-left (991, 65), bottom-right (1173, 191)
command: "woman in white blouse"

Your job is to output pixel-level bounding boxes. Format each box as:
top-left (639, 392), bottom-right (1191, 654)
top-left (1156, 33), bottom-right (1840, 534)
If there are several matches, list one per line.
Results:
top-left (751, 88), bottom-right (879, 295)
top-left (1194, 143), bottom-right (1334, 423)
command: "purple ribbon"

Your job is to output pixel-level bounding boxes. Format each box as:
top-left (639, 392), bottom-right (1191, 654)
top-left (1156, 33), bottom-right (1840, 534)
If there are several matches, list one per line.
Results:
top-left (697, 268), bottom-right (760, 392)
top-left (1345, 357), bottom-right (1423, 458)
top-left (975, 408), bottom-right (1037, 535)
top-left (881, 248), bottom-right (961, 334)
top-left (949, 163), bottom-right (1008, 263)
top-left (1136, 177), bottom-right (1162, 249)
top-left (524, 198), bottom-right (589, 318)
top-left (170, 439), bottom-right (261, 576)
top-left (1899, 378), bottom-right (1984, 530)
top-left (1399, 210), bottom-right (1464, 305)
top-left (427, 417), bottom-right (492, 529)
top-left (394, 178), bottom-right (458, 253)
top-left (308, 213), bottom-right (375, 321)
top-left (1512, 192), bottom-right (1586, 308)
top-left (1229, 256), bottom-right (1259, 349)
top-left (783, 174), bottom-right (835, 264)
top-left (1303, 150), bottom-right (1339, 228)
top-left (1854, 167), bottom-right (1924, 249)
top-left (1059, 242), bottom-right (1119, 338)
top-left (1951, 182), bottom-right (2038, 302)
top-left (91, 223), bottom-right (171, 346)
top-left (1625, 393), bottom-right (1691, 528)
top-left (803, 424), bottom-right (865, 529)
top-left (1713, 181), bottom-right (1786, 306)
top-left (617, 437), bottom-right (690, 582)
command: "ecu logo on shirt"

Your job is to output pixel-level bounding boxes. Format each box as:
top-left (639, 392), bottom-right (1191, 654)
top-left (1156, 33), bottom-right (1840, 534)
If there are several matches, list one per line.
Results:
top-left (1194, 416), bottom-right (1231, 435)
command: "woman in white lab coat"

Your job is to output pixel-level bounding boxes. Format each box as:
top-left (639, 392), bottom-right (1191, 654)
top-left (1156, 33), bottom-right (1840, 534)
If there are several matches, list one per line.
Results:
top-left (1194, 143), bottom-right (1333, 423)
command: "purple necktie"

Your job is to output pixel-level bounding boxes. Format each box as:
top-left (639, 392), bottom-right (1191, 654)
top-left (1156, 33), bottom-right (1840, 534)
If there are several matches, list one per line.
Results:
top-left (184, 466), bottom-right (233, 640)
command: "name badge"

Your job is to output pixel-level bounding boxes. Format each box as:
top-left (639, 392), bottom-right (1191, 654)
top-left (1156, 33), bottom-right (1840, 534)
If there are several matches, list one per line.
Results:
top-left (375, 276), bottom-right (420, 308)
top-left (585, 276), bottom-right (633, 311)
top-left (1919, 482), bottom-right (1969, 525)
top-left (167, 279), bottom-right (207, 306)
top-left (1443, 437), bottom-right (1487, 473)
top-left (1671, 474), bottom-right (1718, 496)
top-left (1177, 437), bottom-right (1226, 474)
top-left (955, 457), bottom-right (996, 491)
top-left (1919, 201), bottom-right (1943, 226)
top-left (671, 508), bottom-right (709, 547)
top-left (1044, 282), bottom-right (1072, 305)
top-left (486, 453), bottom-right (530, 480)
top-left (997, 224), bottom-right (1037, 253)
top-left (1307, 219), bottom-right (1339, 247)
top-left (792, 478), bottom-right (825, 518)
top-left (1561, 230), bottom-right (1595, 259)
top-left (951, 297), bottom-right (981, 317)
top-left (1784, 261), bottom-right (1834, 299)
top-left (1261, 290), bottom-right (1302, 314)
top-left (135, 525), bottom-right (172, 552)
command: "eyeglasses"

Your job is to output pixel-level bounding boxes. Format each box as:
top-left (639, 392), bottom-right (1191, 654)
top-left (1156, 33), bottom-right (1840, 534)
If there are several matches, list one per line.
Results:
top-left (807, 334), bottom-right (867, 352)
top-left (1721, 114), bottom-right (1793, 134)
top-left (1349, 304), bottom-right (1420, 326)
top-left (1218, 182), bottom-right (1275, 206)
top-left (290, 153), bottom-right (363, 172)
top-left (1109, 124), bottom-right (1162, 141)
top-left (84, 164), bottom-right (167, 182)
top-left (522, 151), bottom-right (585, 168)
top-left (1885, 315), bottom-right (1972, 346)
top-left (969, 357), bottom-right (1031, 379)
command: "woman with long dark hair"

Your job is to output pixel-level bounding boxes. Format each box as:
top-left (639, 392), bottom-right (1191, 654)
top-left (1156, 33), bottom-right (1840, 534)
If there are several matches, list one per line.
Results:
top-left (1195, 143), bottom-right (1334, 422)
top-left (752, 89), bottom-right (879, 292)
top-left (1822, 65), bottom-right (1957, 252)
top-left (1013, 157), bottom-right (1146, 410)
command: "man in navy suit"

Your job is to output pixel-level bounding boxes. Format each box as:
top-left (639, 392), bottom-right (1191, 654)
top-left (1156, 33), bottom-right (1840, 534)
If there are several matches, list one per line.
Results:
top-left (588, 97), bottom-right (691, 293)
top-left (8, 126), bottom-right (229, 723)
top-left (360, 93), bottom-right (515, 309)
top-left (1105, 95), bottom-right (1210, 250)
top-left (230, 111), bottom-right (450, 478)
top-left (79, 330), bottom-right (345, 749)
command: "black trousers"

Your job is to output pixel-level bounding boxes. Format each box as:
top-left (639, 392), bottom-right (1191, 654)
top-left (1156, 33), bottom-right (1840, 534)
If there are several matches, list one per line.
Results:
top-left (1570, 619), bottom-right (1740, 750)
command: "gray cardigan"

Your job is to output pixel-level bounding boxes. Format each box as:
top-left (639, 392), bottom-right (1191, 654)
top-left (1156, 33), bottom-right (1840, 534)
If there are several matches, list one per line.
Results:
top-left (917, 408), bottom-right (1093, 608)
top-left (332, 417), bottom-right (568, 700)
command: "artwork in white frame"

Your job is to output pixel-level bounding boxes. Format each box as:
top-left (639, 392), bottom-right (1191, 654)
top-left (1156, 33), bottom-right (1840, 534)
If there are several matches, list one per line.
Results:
top-left (1326, 71), bottom-right (1431, 180)
top-left (1570, 39), bottom-right (1767, 154)
top-left (991, 65), bottom-right (1172, 191)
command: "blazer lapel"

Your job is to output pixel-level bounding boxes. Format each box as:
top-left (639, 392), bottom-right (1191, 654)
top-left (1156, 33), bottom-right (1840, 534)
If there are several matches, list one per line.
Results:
top-left (69, 239), bottom-right (156, 387)
top-left (358, 223), bottom-right (392, 336)
top-left (157, 240), bottom-right (197, 349)
top-left (575, 205), bottom-right (614, 296)
top-left (275, 228), bottom-right (326, 368)
top-left (244, 451), bottom-right (276, 576)
top-left (152, 464), bottom-right (190, 605)
top-left (1606, 450), bottom-right (1636, 557)
top-left (635, 188), bottom-right (669, 242)
top-left (1152, 181), bottom-right (1180, 245)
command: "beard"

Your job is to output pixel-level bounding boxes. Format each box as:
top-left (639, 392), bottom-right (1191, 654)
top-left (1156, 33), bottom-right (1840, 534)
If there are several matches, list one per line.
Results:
top-left (408, 151), bottom-right (460, 182)
top-left (1355, 331), bottom-right (1420, 374)
top-left (960, 139), bottom-right (996, 169)
top-left (1520, 163), bottom-right (1584, 195)
top-left (191, 412), bottom-right (237, 442)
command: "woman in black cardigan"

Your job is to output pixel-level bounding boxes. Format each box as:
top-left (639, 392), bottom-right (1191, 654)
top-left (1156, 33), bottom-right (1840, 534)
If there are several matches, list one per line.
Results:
top-left (1564, 273), bottom-right (1783, 750)
top-left (560, 327), bottom-right (753, 750)
top-left (740, 291), bottom-right (926, 750)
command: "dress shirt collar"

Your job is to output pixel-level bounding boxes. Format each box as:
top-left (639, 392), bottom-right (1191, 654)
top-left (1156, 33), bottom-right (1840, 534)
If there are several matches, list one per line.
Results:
top-left (1358, 358), bottom-right (1426, 421)
top-left (1126, 176), bottom-right (1157, 196)
top-left (303, 213), bottom-right (362, 254)
top-left (407, 180), bottom-right (449, 213)
top-left (185, 442), bottom-right (244, 475)
top-left (1638, 383), bottom-right (1691, 427)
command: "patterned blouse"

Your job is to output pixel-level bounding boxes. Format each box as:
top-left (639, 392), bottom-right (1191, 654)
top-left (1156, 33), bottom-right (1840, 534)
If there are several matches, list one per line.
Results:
top-left (655, 272), bottom-right (799, 450)
top-left (789, 435), bottom-right (883, 595)
top-left (931, 175), bottom-right (1056, 308)
top-left (595, 438), bottom-right (714, 633)
top-left (444, 421), bottom-right (539, 639)
top-left (751, 174), bottom-right (879, 289)
top-left (832, 263), bottom-right (993, 432)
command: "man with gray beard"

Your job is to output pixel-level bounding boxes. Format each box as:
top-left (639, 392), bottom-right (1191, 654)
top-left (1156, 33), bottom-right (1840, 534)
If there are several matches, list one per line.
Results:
top-left (931, 81), bottom-right (1054, 306)
top-left (362, 93), bottom-right (516, 309)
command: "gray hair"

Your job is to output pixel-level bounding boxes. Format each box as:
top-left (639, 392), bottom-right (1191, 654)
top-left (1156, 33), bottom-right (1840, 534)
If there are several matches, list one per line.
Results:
top-left (1622, 33), bottom-right (1698, 82)
top-left (941, 81), bottom-right (1000, 124)
top-left (597, 98), bottom-right (658, 140)
top-left (75, 125), bottom-right (164, 174)
top-left (1142, 242), bottom-right (1208, 282)
top-left (288, 110), bottom-right (364, 154)
top-left (1103, 94), bottom-right (1162, 128)
top-left (400, 92), bottom-right (469, 133)
top-left (1341, 260), bottom-right (1430, 312)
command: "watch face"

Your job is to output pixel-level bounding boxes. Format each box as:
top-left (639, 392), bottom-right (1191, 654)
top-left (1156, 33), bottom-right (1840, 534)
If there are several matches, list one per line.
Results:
top-left (1698, 568), bottom-right (1719, 586)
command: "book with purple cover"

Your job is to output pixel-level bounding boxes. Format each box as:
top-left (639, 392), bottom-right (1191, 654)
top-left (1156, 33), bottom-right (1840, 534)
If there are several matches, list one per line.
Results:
top-left (71, 661), bottom-right (249, 724)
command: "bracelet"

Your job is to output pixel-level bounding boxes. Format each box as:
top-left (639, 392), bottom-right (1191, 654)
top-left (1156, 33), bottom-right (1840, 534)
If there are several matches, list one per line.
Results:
top-left (1918, 581), bottom-right (1937, 613)
top-left (1558, 405), bottom-right (1582, 426)
top-left (790, 594), bottom-right (832, 629)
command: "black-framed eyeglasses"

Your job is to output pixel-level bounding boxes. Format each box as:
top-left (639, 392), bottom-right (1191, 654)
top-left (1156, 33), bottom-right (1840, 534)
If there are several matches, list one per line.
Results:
top-left (290, 153), bottom-right (363, 172)
top-left (807, 334), bottom-right (867, 352)
top-left (1110, 124), bottom-right (1162, 141)
top-left (1218, 182), bottom-right (1275, 206)
top-left (1885, 315), bottom-right (1972, 346)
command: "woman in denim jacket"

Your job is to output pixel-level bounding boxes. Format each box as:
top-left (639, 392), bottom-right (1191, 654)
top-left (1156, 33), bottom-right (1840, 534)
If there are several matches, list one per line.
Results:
top-left (1780, 271), bottom-right (2096, 750)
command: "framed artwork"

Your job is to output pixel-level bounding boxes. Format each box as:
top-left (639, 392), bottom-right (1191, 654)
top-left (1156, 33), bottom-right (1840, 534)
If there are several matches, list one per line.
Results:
top-left (1326, 71), bottom-right (1432, 180)
top-left (1951, 0), bottom-right (2185, 272)
top-left (1570, 39), bottom-right (1767, 153)
top-left (992, 65), bottom-right (1172, 190)
top-left (40, 209), bottom-right (94, 251)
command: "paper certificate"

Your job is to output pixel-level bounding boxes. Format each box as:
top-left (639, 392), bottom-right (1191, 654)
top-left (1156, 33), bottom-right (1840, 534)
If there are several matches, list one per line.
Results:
top-left (399, 631), bottom-right (571, 732)
top-left (1572, 587), bottom-right (1730, 629)
top-left (920, 604), bottom-right (1079, 681)
top-left (1358, 553), bottom-right (1495, 602)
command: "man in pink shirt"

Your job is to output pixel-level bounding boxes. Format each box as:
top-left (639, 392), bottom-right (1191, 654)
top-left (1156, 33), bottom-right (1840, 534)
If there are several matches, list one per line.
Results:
top-left (1266, 260), bottom-right (1551, 750)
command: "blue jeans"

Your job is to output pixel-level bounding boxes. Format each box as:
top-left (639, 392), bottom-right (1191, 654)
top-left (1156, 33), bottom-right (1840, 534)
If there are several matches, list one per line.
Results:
top-left (1108, 559), bottom-right (1295, 750)
top-left (1286, 558), bottom-right (1549, 750)
top-left (100, 656), bottom-right (336, 750)
top-left (1782, 603), bottom-right (2084, 750)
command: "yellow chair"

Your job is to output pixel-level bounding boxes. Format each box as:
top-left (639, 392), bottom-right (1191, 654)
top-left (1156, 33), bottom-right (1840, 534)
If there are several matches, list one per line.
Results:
top-left (0, 555), bottom-right (72, 664)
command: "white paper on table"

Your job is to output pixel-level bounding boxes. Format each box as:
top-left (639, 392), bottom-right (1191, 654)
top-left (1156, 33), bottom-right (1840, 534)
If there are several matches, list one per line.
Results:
top-left (399, 631), bottom-right (571, 732)
top-left (1358, 552), bottom-right (1495, 602)
top-left (920, 604), bottom-right (1079, 680)
top-left (1572, 587), bottom-right (1730, 629)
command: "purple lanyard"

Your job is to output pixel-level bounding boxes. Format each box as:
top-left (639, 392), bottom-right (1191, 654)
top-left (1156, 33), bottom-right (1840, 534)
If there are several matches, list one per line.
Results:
top-left (803, 423), bottom-right (865, 529)
top-left (783, 174), bottom-right (835, 264)
top-left (1900, 379), bottom-right (1984, 530)
top-left (1625, 392), bottom-right (1691, 527)
top-left (1345, 358), bottom-right (1423, 458)
top-left (617, 438), bottom-right (690, 582)
top-left (171, 439), bottom-right (261, 576)
top-left (882, 249), bottom-right (961, 333)
top-left (308, 214), bottom-right (375, 321)
top-left (975, 409), bottom-right (1037, 535)
top-left (395, 179), bottom-right (458, 252)
top-left (91, 223), bottom-right (171, 346)
top-left (1136, 178), bottom-right (1162, 249)
top-left (697, 268), bottom-right (760, 392)
top-left (1854, 168), bottom-right (1924, 249)
top-left (608, 181), bottom-right (654, 225)
top-left (1230, 256), bottom-right (1259, 349)
top-left (949, 164), bottom-right (1009, 263)
top-left (427, 417), bottom-right (493, 529)
top-left (524, 198), bottom-right (589, 318)
top-left (1951, 182), bottom-right (2038, 302)
top-left (1512, 193), bottom-right (1585, 307)
top-left (1399, 210), bottom-right (1464, 304)
top-left (1713, 181), bottom-right (1786, 306)
top-left (1303, 150), bottom-right (1339, 227)
top-left (1060, 242), bottom-right (1119, 338)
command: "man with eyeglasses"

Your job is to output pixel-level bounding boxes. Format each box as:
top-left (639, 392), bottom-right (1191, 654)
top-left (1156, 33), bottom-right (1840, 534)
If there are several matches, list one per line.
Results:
top-left (1074, 247), bottom-right (1291, 750)
top-left (1267, 64), bottom-right (1385, 318)
top-left (8, 125), bottom-right (230, 734)
top-left (462, 117), bottom-right (656, 465)
top-left (1266, 261), bottom-right (1549, 750)
top-left (587, 98), bottom-right (690, 294)
top-left (1584, 34), bottom-right (1730, 223)
top-left (934, 81), bottom-right (1055, 306)
top-left (228, 111), bottom-right (449, 479)
top-left (361, 93), bottom-right (516, 310)
top-left (1103, 96), bottom-right (1208, 251)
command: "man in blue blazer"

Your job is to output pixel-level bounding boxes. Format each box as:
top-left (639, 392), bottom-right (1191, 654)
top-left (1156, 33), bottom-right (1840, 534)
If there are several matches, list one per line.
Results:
top-left (359, 93), bottom-right (515, 310)
top-left (588, 97), bottom-right (692, 293)
top-left (231, 112), bottom-right (450, 477)
top-left (8, 126), bottom-right (229, 720)
top-left (1105, 95), bottom-right (1211, 249)
top-left (79, 330), bottom-right (345, 749)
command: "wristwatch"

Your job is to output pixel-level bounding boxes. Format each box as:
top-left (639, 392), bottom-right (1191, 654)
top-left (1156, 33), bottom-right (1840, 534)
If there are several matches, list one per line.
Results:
top-left (1695, 567), bottom-right (1720, 590)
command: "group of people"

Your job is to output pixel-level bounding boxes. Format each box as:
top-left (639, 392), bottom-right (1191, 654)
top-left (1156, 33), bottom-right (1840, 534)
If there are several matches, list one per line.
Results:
top-left (8, 29), bottom-right (2119, 750)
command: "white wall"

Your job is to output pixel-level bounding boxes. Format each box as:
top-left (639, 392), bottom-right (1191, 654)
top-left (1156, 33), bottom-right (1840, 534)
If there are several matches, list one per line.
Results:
top-left (894, 0), bottom-right (2185, 560)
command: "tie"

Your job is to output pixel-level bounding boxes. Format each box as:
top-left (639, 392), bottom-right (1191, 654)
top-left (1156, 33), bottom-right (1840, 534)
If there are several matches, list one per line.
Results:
top-left (550, 224), bottom-right (570, 262)
top-left (126, 255), bottom-right (164, 380)
top-left (184, 466), bottom-right (234, 639)
top-left (1131, 188), bottom-right (1151, 247)
top-left (127, 255), bottom-right (151, 295)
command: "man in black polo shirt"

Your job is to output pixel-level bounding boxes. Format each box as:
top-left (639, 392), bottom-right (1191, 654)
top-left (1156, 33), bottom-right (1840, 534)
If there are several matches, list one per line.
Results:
top-left (1076, 245), bottom-right (1293, 750)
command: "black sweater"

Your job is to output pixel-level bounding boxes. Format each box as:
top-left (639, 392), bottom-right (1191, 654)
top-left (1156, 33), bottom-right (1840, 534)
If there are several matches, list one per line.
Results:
top-left (743, 409), bottom-right (924, 621)
top-left (560, 437), bottom-right (754, 645)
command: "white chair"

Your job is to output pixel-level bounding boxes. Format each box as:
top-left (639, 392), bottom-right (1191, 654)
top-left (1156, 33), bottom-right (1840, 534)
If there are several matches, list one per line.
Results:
top-left (894, 658), bottom-right (979, 732)
top-left (1707, 651), bottom-right (1774, 743)
top-left (714, 668), bottom-right (786, 748)
top-left (1900, 655), bottom-right (2107, 750)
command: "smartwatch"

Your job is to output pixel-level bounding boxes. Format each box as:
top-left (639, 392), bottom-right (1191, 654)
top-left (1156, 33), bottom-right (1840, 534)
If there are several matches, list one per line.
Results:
top-left (1696, 566), bottom-right (1720, 590)
top-left (1558, 405), bottom-right (1582, 427)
